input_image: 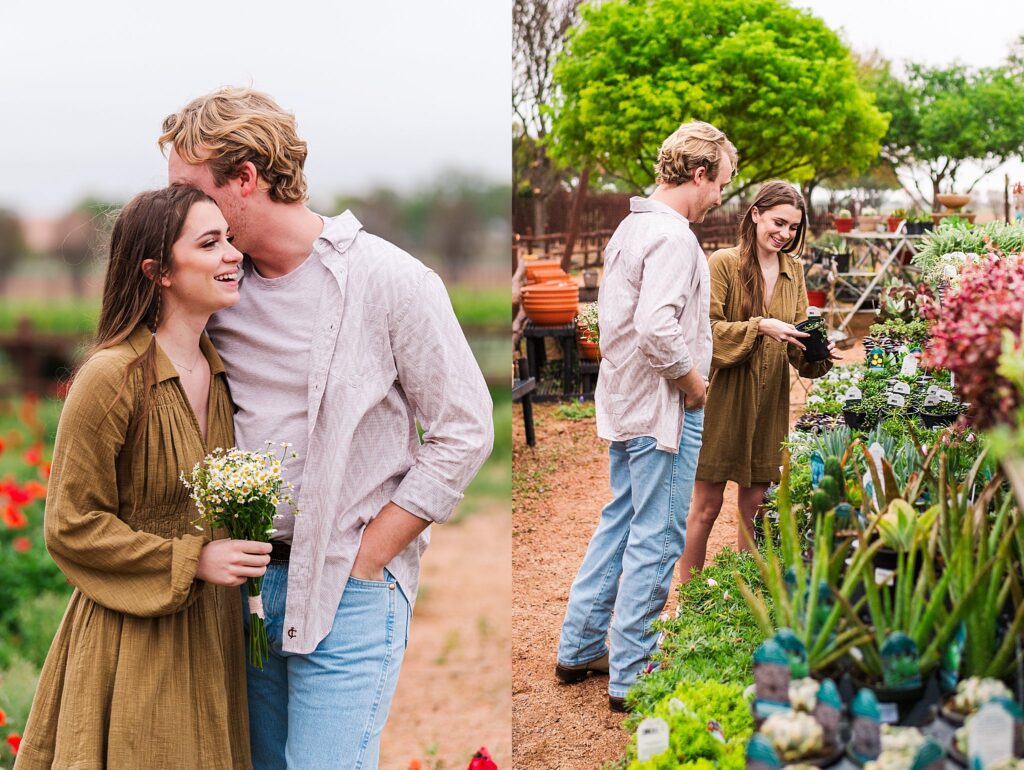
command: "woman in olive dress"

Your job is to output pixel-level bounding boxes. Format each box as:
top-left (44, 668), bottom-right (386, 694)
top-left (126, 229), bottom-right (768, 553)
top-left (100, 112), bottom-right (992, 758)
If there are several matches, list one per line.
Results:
top-left (16, 186), bottom-right (271, 770)
top-left (678, 181), bottom-right (839, 583)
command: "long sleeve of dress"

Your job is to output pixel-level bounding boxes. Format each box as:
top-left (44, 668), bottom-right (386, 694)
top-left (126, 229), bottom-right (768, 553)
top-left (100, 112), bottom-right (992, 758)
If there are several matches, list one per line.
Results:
top-left (787, 265), bottom-right (833, 380)
top-left (708, 250), bottom-right (763, 369)
top-left (43, 353), bottom-right (205, 617)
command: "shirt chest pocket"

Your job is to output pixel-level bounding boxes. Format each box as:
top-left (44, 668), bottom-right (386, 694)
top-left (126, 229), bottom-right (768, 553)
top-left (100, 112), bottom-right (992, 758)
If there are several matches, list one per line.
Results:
top-left (334, 303), bottom-right (395, 388)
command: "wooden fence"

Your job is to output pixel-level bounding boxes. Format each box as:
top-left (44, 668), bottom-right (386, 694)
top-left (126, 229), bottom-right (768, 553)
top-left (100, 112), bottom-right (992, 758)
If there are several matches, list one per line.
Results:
top-left (513, 189), bottom-right (832, 267)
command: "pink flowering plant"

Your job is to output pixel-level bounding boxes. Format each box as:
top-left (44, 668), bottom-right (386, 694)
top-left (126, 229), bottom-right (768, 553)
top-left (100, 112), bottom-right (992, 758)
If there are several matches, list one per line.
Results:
top-left (923, 254), bottom-right (1024, 428)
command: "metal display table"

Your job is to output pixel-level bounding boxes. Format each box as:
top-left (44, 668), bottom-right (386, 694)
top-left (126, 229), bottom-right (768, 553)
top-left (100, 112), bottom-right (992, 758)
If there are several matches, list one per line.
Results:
top-left (825, 230), bottom-right (922, 332)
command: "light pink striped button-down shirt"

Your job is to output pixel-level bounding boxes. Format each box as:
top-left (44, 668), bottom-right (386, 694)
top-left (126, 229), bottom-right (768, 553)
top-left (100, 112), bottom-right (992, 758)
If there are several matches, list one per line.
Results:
top-left (209, 211), bottom-right (494, 653)
top-left (595, 197), bottom-right (712, 453)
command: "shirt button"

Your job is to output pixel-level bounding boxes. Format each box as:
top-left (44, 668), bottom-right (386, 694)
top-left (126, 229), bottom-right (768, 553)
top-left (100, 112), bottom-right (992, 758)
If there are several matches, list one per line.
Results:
top-left (388, 583), bottom-right (396, 591)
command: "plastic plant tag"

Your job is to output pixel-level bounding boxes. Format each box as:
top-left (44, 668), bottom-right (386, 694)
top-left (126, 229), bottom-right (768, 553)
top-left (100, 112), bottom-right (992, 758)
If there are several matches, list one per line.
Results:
top-left (845, 386), bottom-right (863, 400)
top-left (923, 394), bottom-right (941, 408)
top-left (810, 452), bottom-right (825, 489)
top-left (877, 702), bottom-right (900, 725)
top-left (896, 344), bottom-right (911, 357)
top-left (868, 443), bottom-right (886, 496)
top-left (891, 381), bottom-right (912, 395)
top-left (636, 717), bottom-right (670, 761)
top-left (901, 356), bottom-right (925, 376)
top-left (868, 347), bottom-right (886, 370)
top-left (887, 393), bottom-right (907, 408)
top-left (937, 389), bottom-right (954, 402)
top-left (927, 385), bottom-right (939, 395)
top-left (968, 701), bottom-right (1014, 769)
top-left (668, 698), bottom-right (686, 714)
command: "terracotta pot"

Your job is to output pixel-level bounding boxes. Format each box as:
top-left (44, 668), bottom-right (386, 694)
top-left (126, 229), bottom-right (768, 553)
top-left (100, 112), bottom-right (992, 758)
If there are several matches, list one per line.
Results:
top-left (936, 193), bottom-right (970, 210)
top-left (858, 215), bottom-right (882, 232)
top-left (578, 339), bottom-right (600, 361)
top-left (833, 217), bottom-right (853, 233)
top-left (524, 306), bottom-right (578, 325)
top-left (524, 259), bottom-right (561, 280)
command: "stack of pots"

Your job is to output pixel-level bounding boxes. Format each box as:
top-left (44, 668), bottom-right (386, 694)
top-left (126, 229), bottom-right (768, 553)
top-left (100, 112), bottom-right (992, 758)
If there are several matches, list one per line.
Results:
top-left (522, 281), bottom-right (579, 326)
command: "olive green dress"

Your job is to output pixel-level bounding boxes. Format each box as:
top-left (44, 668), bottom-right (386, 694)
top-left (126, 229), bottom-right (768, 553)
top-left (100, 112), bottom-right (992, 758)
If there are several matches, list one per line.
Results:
top-left (696, 248), bottom-right (832, 486)
top-left (15, 325), bottom-right (251, 770)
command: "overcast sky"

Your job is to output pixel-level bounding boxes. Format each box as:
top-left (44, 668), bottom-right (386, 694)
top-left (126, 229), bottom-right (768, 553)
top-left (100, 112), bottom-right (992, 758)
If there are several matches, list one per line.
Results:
top-left (0, 0), bottom-right (510, 217)
top-left (2, 1), bottom-right (1020, 218)
top-left (796, 0), bottom-right (1024, 197)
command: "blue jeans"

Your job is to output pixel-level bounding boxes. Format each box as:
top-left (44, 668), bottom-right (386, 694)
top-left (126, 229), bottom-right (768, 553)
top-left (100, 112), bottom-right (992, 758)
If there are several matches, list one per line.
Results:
top-left (557, 408), bottom-right (704, 697)
top-left (243, 563), bottom-right (410, 770)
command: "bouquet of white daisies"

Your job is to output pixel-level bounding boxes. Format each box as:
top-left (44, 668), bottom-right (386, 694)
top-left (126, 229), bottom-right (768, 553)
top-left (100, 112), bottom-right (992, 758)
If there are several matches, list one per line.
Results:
top-left (181, 443), bottom-right (298, 669)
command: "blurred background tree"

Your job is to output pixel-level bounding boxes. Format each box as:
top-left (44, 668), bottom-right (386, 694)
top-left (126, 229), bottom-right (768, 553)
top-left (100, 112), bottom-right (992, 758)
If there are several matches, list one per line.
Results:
top-left (869, 43), bottom-right (1024, 208)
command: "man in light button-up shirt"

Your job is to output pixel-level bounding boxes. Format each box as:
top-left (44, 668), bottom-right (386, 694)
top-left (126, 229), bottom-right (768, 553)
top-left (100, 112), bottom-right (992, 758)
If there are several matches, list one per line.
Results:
top-left (161, 88), bottom-right (493, 770)
top-left (556, 122), bottom-right (737, 712)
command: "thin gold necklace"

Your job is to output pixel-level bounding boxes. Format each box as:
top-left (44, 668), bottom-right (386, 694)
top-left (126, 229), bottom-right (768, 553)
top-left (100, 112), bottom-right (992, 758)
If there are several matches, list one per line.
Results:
top-left (163, 347), bottom-right (203, 375)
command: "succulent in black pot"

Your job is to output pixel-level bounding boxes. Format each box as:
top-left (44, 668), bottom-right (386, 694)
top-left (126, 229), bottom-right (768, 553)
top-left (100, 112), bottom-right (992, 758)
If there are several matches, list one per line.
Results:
top-left (795, 316), bottom-right (830, 362)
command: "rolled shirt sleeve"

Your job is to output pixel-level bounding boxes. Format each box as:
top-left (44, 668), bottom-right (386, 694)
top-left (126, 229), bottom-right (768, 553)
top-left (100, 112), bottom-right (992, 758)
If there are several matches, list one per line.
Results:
top-left (634, 234), bottom-right (699, 380)
top-left (389, 270), bottom-right (494, 524)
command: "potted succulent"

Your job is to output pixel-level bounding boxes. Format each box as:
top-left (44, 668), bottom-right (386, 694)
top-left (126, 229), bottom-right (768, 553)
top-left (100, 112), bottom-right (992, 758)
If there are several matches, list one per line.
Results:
top-left (859, 206), bottom-right (882, 233)
top-left (795, 316), bottom-right (830, 362)
top-left (887, 208), bottom-right (907, 233)
top-left (905, 210), bottom-right (933, 236)
top-left (832, 208), bottom-right (854, 233)
top-left (917, 398), bottom-right (961, 428)
top-left (810, 233), bottom-right (850, 274)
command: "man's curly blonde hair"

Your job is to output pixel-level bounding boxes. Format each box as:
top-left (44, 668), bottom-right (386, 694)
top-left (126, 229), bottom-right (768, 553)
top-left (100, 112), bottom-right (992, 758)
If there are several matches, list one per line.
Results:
top-left (159, 87), bottom-right (308, 204)
top-left (654, 121), bottom-right (738, 187)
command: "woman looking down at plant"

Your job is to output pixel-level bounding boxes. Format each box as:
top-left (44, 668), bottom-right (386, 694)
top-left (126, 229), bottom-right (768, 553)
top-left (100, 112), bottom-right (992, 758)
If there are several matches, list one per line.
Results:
top-left (15, 186), bottom-right (270, 770)
top-left (678, 181), bottom-right (839, 582)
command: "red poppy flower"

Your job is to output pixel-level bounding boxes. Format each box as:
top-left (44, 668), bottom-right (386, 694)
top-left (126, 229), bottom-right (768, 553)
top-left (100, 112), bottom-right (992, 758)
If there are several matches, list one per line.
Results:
top-left (13, 537), bottom-right (31, 553)
top-left (6, 733), bottom-right (21, 755)
top-left (23, 445), bottom-right (42, 466)
top-left (0, 708), bottom-right (6, 726)
top-left (23, 480), bottom-right (47, 500)
top-left (4, 486), bottom-right (30, 506)
top-left (2, 506), bottom-right (27, 529)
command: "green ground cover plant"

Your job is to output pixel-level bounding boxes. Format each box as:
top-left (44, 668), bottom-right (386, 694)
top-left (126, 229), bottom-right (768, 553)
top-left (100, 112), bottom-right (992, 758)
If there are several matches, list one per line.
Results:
top-left (625, 549), bottom-right (768, 716)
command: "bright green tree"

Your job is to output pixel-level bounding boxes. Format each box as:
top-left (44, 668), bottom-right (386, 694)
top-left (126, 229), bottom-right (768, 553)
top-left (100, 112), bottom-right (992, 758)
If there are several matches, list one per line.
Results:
top-left (547, 0), bottom-right (888, 199)
top-left (870, 52), bottom-right (1024, 208)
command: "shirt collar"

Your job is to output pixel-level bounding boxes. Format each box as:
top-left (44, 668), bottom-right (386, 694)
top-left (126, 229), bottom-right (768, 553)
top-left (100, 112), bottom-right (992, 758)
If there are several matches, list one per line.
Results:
top-left (314, 210), bottom-right (364, 258)
top-left (629, 196), bottom-right (691, 225)
top-left (127, 324), bottom-right (227, 382)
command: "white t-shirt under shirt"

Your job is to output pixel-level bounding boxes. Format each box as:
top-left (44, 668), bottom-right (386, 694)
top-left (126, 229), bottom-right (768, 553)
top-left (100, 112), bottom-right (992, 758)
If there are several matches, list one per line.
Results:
top-left (206, 250), bottom-right (327, 544)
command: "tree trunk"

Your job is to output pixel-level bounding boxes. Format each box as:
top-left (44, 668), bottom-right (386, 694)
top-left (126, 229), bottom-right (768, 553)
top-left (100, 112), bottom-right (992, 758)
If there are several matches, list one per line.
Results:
top-left (532, 196), bottom-right (546, 237)
top-left (561, 168), bottom-right (589, 273)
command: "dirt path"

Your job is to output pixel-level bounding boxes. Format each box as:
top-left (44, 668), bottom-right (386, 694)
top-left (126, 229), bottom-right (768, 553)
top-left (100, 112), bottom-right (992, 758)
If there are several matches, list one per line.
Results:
top-left (381, 502), bottom-right (512, 770)
top-left (511, 330), bottom-right (867, 770)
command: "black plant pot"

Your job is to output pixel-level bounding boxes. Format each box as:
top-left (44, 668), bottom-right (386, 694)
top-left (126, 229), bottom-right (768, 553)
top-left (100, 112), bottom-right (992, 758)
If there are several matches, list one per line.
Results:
top-left (834, 252), bottom-right (851, 273)
top-left (847, 672), bottom-right (938, 727)
top-left (905, 221), bottom-right (922, 236)
top-left (843, 401), bottom-right (872, 430)
top-left (796, 319), bottom-right (830, 362)
top-left (919, 221), bottom-right (935, 233)
top-left (919, 410), bottom-right (957, 429)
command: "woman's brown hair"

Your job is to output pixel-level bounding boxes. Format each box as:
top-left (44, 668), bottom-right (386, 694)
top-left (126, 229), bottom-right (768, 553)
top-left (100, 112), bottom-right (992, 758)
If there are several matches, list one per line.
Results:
top-left (92, 185), bottom-right (213, 429)
top-left (736, 181), bottom-right (807, 319)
